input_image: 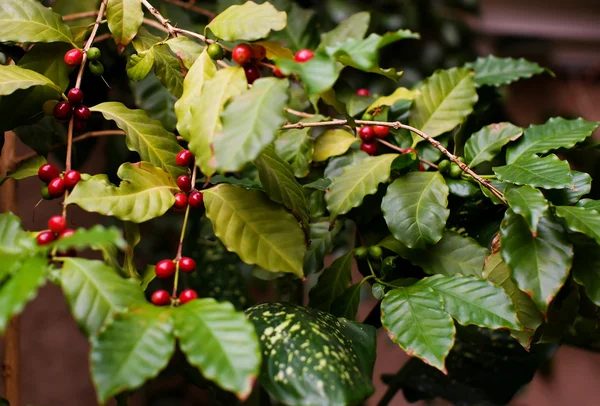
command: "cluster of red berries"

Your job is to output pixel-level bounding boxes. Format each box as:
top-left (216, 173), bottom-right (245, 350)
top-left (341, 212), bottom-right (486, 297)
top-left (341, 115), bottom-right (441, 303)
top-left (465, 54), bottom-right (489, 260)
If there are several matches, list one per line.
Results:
top-left (38, 163), bottom-right (81, 199)
top-left (231, 43), bottom-right (267, 84)
top-left (36, 215), bottom-right (75, 254)
top-left (358, 124), bottom-right (389, 155)
top-left (64, 47), bottom-right (104, 75)
top-left (173, 150), bottom-right (204, 211)
top-left (151, 257), bottom-right (198, 306)
top-left (45, 87), bottom-right (91, 132)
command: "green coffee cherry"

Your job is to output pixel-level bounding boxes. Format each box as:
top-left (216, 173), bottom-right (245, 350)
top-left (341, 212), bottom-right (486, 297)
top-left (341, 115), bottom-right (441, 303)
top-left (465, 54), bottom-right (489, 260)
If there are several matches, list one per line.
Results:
top-left (89, 60), bottom-right (104, 76)
top-left (354, 246), bottom-right (368, 259)
top-left (41, 185), bottom-right (52, 200)
top-left (87, 47), bottom-right (101, 61)
top-left (368, 245), bottom-right (383, 259)
top-left (42, 100), bottom-right (59, 116)
top-left (207, 43), bottom-right (224, 60)
top-left (458, 157), bottom-right (465, 163)
top-left (361, 112), bottom-right (373, 121)
top-left (449, 163), bottom-right (462, 179)
top-left (437, 159), bottom-right (450, 174)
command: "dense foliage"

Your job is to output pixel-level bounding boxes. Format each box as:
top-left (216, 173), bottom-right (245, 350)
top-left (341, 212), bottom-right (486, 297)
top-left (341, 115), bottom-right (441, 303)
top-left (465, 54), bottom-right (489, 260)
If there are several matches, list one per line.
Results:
top-left (1, 0), bottom-right (599, 405)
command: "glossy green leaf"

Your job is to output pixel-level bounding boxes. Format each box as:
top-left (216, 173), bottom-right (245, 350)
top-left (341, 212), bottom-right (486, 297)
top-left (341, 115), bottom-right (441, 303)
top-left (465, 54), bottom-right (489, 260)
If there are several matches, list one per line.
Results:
top-left (51, 225), bottom-right (127, 253)
top-left (309, 252), bottom-right (353, 312)
top-left (464, 123), bottom-right (523, 167)
top-left (166, 37), bottom-right (204, 69)
top-left (445, 179), bottom-right (479, 197)
top-left (545, 170), bottom-right (591, 205)
top-left (247, 302), bottom-right (376, 405)
top-left (91, 102), bottom-right (184, 178)
top-left (277, 52), bottom-right (340, 94)
top-left (126, 49), bottom-right (155, 82)
top-left (130, 73), bottom-right (177, 132)
top-left (0, 212), bottom-right (35, 258)
top-left (207, 1), bottom-right (287, 41)
top-left (331, 282), bottom-right (364, 320)
top-left (214, 78), bottom-right (289, 172)
top-left (313, 129), bottom-right (358, 162)
top-left (304, 220), bottom-right (342, 275)
top-left (319, 12), bottom-right (370, 48)
top-left (466, 55), bottom-right (548, 87)
top-left (275, 128), bottom-right (314, 178)
top-left (555, 206), bottom-right (600, 245)
top-left (174, 298), bottom-right (260, 399)
top-left (493, 154), bottom-right (572, 189)
top-left (506, 117), bottom-right (598, 163)
top-left (324, 149), bottom-right (368, 180)
top-left (381, 285), bottom-right (455, 373)
top-left (410, 67), bottom-right (478, 139)
top-left (204, 184), bottom-right (306, 277)
top-left (0, 0), bottom-right (74, 45)
top-left (0, 155), bottom-right (46, 186)
top-left (65, 162), bottom-right (179, 223)
top-left (382, 172), bottom-right (449, 249)
top-left (269, 3), bottom-right (317, 53)
top-left (579, 199), bottom-right (600, 211)
top-left (326, 154), bottom-right (398, 219)
top-left (505, 185), bottom-right (549, 234)
top-left (572, 239), bottom-right (600, 307)
top-left (500, 210), bottom-right (573, 312)
top-left (107, 0), bottom-right (143, 52)
top-left (303, 178), bottom-right (331, 191)
top-left (366, 87), bottom-right (416, 113)
top-left (91, 305), bottom-right (175, 403)
top-left (0, 65), bottom-right (62, 96)
top-left (19, 42), bottom-right (73, 90)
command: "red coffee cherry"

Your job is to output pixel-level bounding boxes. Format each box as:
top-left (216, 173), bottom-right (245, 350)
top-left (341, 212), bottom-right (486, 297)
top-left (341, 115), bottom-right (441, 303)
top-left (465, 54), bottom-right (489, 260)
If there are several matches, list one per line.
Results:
top-left (176, 150), bottom-right (193, 167)
top-left (155, 259), bottom-right (176, 279)
top-left (272, 67), bottom-right (286, 78)
top-left (38, 164), bottom-right (60, 183)
top-left (179, 289), bottom-right (198, 304)
top-left (358, 126), bottom-right (375, 142)
top-left (59, 229), bottom-right (75, 239)
top-left (251, 44), bottom-right (266, 61)
top-left (73, 105), bottom-right (91, 120)
top-left (64, 49), bottom-right (83, 67)
top-left (48, 216), bottom-right (67, 234)
top-left (64, 170), bottom-right (81, 189)
top-left (177, 175), bottom-right (192, 192)
top-left (36, 231), bottom-right (56, 246)
top-left (294, 49), bottom-right (314, 62)
top-left (48, 177), bottom-right (66, 197)
top-left (179, 257), bottom-right (196, 273)
top-left (402, 148), bottom-right (416, 155)
top-left (360, 141), bottom-right (377, 155)
top-left (67, 88), bottom-right (84, 105)
top-left (151, 290), bottom-right (171, 306)
top-left (53, 101), bottom-right (72, 121)
top-left (244, 64), bottom-right (261, 84)
top-left (73, 119), bottom-right (86, 133)
top-left (356, 88), bottom-right (370, 97)
top-left (419, 163), bottom-right (425, 172)
top-left (173, 193), bottom-right (188, 210)
top-left (188, 191), bottom-right (203, 209)
top-left (232, 44), bottom-right (252, 65)
top-left (373, 125), bottom-right (390, 138)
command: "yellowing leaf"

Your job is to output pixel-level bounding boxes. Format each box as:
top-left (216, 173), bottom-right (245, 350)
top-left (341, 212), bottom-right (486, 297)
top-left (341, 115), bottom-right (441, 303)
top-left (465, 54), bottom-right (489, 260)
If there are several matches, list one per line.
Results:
top-left (366, 87), bottom-right (416, 112)
top-left (254, 40), bottom-right (294, 60)
top-left (313, 129), bottom-right (358, 162)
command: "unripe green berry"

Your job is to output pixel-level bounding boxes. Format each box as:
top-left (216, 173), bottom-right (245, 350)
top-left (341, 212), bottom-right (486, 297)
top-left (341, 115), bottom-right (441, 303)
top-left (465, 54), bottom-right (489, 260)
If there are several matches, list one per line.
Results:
top-left (368, 245), bottom-right (383, 259)
top-left (449, 163), bottom-right (462, 179)
top-left (458, 157), bottom-right (465, 163)
top-left (207, 43), bottom-right (224, 60)
top-left (362, 112), bottom-right (373, 121)
top-left (88, 60), bottom-right (104, 76)
top-left (41, 185), bottom-right (52, 200)
top-left (437, 159), bottom-right (450, 174)
top-left (87, 47), bottom-right (101, 61)
top-left (354, 247), bottom-right (368, 259)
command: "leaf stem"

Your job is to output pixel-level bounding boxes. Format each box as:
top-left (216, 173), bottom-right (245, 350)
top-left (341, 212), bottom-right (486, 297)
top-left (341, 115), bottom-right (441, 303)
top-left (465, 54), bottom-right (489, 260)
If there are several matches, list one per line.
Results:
top-left (366, 259), bottom-right (397, 289)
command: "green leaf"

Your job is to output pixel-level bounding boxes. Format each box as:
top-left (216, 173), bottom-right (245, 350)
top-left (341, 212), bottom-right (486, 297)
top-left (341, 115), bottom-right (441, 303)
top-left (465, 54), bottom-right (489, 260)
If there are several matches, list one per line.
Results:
top-left (123, 222), bottom-right (140, 278)
top-left (319, 12), bottom-right (370, 48)
top-left (416, 274), bottom-right (521, 330)
top-left (309, 253), bottom-right (353, 312)
top-left (107, 0), bottom-right (143, 53)
top-left (65, 162), bottom-right (179, 223)
top-left (254, 147), bottom-right (309, 232)
top-left (0, 155), bottom-right (46, 186)
top-left (247, 302), bottom-right (376, 405)
top-left (506, 117), bottom-right (598, 164)
top-left (381, 285), bottom-right (455, 373)
top-left (126, 49), bottom-right (155, 82)
top-left (464, 123), bottom-right (523, 167)
top-left (91, 305), bottom-right (175, 403)
top-left (555, 206), bottom-right (600, 246)
top-left (204, 184), bottom-right (306, 277)
top-left (0, 256), bottom-right (47, 333)
top-left (0, 0), bottom-right (74, 45)
top-left (409, 67), bottom-right (478, 139)
top-left (51, 225), bottom-right (127, 253)
top-left (493, 154), bottom-right (572, 189)
top-left (572, 239), bottom-right (600, 307)
top-left (174, 298), bottom-right (260, 399)
top-left (326, 154), bottom-right (398, 219)
top-left (166, 37), bottom-right (204, 69)
top-left (579, 199), bottom-right (600, 211)
top-left (91, 102), bottom-right (184, 179)
top-left (303, 178), bottom-right (331, 191)
top-left (505, 185), bottom-right (549, 234)
top-left (466, 55), bottom-right (548, 87)
top-left (304, 220), bottom-right (342, 275)
top-left (214, 78), bottom-right (289, 172)
top-left (277, 52), bottom-right (340, 95)
top-left (0, 212), bottom-right (35, 260)
top-left (313, 129), bottom-right (358, 162)
top-left (207, 1), bottom-right (287, 41)
top-left (366, 87), bottom-right (416, 113)
top-left (445, 179), bottom-right (479, 198)
top-left (269, 3), bottom-right (317, 53)
top-left (152, 45), bottom-right (184, 98)
top-left (324, 149), bottom-right (368, 180)
top-left (185, 66), bottom-right (246, 176)
top-left (19, 42), bottom-right (73, 90)
top-left (254, 40), bottom-right (294, 60)
top-left (382, 172), bottom-right (449, 249)
top-left (275, 128), bottom-right (314, 178)
top-left (331, 282), bottom-right (363, 320)
top-left (500, 210), bottom-right (573, 312)
top-left (130, 73), bottom-right (177, 132)
top-left (545, 170), bottom-right (591, 205)
top-left (0, 65), bottom-right (62, 96)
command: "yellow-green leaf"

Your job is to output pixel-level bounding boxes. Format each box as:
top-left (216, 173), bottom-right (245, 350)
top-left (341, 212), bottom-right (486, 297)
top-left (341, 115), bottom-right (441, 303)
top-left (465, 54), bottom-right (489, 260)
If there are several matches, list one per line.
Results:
top-left (0, 65), bottom-right (62, 96)
top-left (107, 0), bottom-right (143, 53)
top-left (366, 87), bottom-right (416, 113)
top-left (313, 129), bottom-right (358, 162)
top-left (207, 1), bottom-right (287, 41)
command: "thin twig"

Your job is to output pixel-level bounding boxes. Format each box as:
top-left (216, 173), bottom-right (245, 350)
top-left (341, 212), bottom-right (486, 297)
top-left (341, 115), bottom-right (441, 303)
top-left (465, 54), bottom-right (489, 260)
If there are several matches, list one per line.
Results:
top-left (143, 18), bottom-right (170, 33)
top-left (284, 107), bottom-right (314, 118)
top-left (163, 0), bottom-right (216, 19)
top-left (93, 33), bottom-right (112, 44)
top-left (141, 0), bottom-right (179, 38)
top-left (62, 11), bottom-right (100, 22)
top-left (376, 138), bottom-right (438, 168)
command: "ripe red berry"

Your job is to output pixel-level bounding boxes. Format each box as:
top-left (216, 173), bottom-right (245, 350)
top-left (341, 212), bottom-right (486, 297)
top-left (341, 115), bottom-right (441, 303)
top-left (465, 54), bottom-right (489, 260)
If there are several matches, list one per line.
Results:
top-left (177, 175), bottom-right (192, 192)
top-left (36, 231), bottom-right (55, 246)
top-left (179, 257), bottom-right (196, 273)
top-left (151, 290), bottom-right (171, 306)
top-left (73, 105), bottom-right (90, 120)
top-left (251, 44), bottom-right (266, 61)
top-left (373, 125), bottom-right (390, 138)
top-left (64, 170), bottom-right (81, 189)
top-left (67, 88), bottom-right (84, 105)
top-left (173, 193), bottom-right (188, 209)
top-left (356, 88), bottom-right (370, 97)
top-left (402, 148), bottom-right (416, 155)
top-left (48, 177), bottom-right (66, 197)
top-left (48, 216), bottom-right (66, 234)
top-left (232, 43), bottom-right (252, 65)
top-left (59, 229), bottom-right (75, 239)
top-left (64, 49), bottom-right (83, 67)
top-left (272, 67), bottom-right (286, 78)
top-left (179, 289), bottom-right (198, 304)
top-left (358, 126), bottom-right (375, 142)
top-left (419, 163), bottom-right (425, 172)
top-left (176, 150), bottom-right (193, 167)
top-left (244, 64), bottom-right (261, 84)
top-left (294, 49), bottom-right (314, 63)
top-left (38, 164), bottom-right (59, 183)
top-left (360, 141), bottom-right (377, 155)
top-left (188, 191), bottom-right (203, 209)
top-left (155, 259), bottom-right (176, 279)
top-left (53, 101), bottom-right (72, 121)
top-left (73, 119), bottom-right (86, 133)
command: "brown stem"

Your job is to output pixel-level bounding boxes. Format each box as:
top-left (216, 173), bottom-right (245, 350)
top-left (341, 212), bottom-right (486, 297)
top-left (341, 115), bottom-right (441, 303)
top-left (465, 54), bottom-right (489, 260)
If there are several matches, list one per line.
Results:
top-left (62, 10), bottom-right (100, 22)
top-left (163, 0), bottom-right (216, 19)
top-left (376, 138), bottom-right (438, 168)
top-left (143, 18), bottom-right (170, 34)
top-left (141, 0), bottom-right (179, 38)
top-left (284, 107), bottom-right (314, 119)
top-left (93, 33), bottom-right (113, 44)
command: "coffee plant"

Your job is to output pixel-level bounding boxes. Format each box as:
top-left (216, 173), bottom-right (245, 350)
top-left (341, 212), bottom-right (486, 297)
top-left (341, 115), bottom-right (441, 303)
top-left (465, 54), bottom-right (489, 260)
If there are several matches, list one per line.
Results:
top-left (1, 0), bottom-right (599, 405)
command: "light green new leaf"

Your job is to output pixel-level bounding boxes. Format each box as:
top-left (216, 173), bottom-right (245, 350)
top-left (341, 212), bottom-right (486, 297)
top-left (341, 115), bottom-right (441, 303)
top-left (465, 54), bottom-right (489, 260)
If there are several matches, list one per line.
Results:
top-left (466, 55), bottom-right (548, 87)
top-left (51, 225), bottom-right (127, 253)
top-left (309, 253), bottom-right (353, 312)
top-left (275, 128), bottom-right (314, 178)
top-left (319, 12), bottom-right (370, 48)
top-left (506, 117), bottom-right (598, 163)
top-left (494, 154), bottom-right (572, 190)
top-left (91, 305), bottom-right (175, 403)
top-left (313, 129), bottom-right (358, 162)
top-left (366, 87), bottom-right (416, 113)
top-left (382, 172), bottom-right (449, 249)
top-left (277, 52), bottom-right (340, 95)
top-left (409, 67), bottom-right (478, 140)
top-left (464, 123), bottom-right (523, 167)
top-left (416, 274), bottom-right (521, 330)
top-left (207, 1), bottom-right (287, 41)
top-left (91, 102), bottom-right (184, 178)
top-left (0, 155), bottom-right (46, 186)
top-left (555, 206), bottom-right (600, 246)
top-left (254, 40), bottom-right (294, 60)
top-left (107, 0), bottom-right (144, 52)
top-left (204, 184), bottom-right (306, 277)
top-left (166, 37), bottom-right (204, 69)
top-left (326, 154), bottom-right (398, 219)
top-left (66, 162), bottom-right (179, 223)
top-left (0, 212), bottom-right (35, 258)
top-left (60, 258), bottom-right (145, 336)
top-left (0, 0), bottom-right (74, 45)
top-left (545, 171), bottom-right (592, 205)
top-left (174, 298), bottom-right (260, 399)
top-left (126, 49), bottom-right (155, 82)
top-left (304, 220), bottom-right (342, 275)
top-left (185, 66), bottom-right (246, 176)
top-left (0, 65), bottom-right (62, 96)
top-left (500, 210), bottom-right (573, 312)
top-left (381, 285), bottom-right (455, 373)
top-left (505, 185), bottom-right (549, 234)
top-left (572, 239), bottom-right (600, 307)
top-left (214, 78), bottom-right (289, 172)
